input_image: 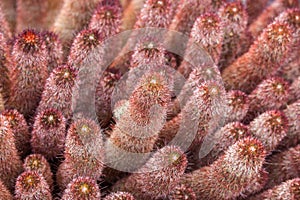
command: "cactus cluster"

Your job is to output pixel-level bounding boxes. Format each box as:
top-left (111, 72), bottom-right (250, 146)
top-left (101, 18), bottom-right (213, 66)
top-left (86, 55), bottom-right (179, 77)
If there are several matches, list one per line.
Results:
top-left (0, 0), bottom-right (299, 199)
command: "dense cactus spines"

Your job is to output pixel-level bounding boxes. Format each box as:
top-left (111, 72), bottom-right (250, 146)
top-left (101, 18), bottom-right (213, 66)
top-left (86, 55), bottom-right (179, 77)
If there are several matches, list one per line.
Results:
top-left (0, 32), bottom-right (11, 103)
top-left (252, 178), bottom-right (300, 200)
top-left (244, 77), bottom-right (290, 122)
top-left (23, 154), bottom-right (53, 191)
top-left (249, 0), bottom-right (299, 38)
top-left (1, 109), bottom-right (30, 157)
top-left (218, 1), bottom-right (250, 69)
top-left (42, 31), bottom-right (63, 73)
top-left (89, 0), bottom-right (123, 38)
top-left (168, 183), bottom-right (197, 200)
top-left (198, 122), bottom-right (251, 167)
top-left (0, 180), bottom-right (13, 200)
top-left (31, 108), bottom-right (66, 160)
top-left (113, 145), bottom-right (187, 199)
top-left (57, 118), bottom-right (104, 190)
top-left (15, 171), bottom-right (52, 200)
top-left (265, 144), bottom-right (300, 189)
top-left (104, 191), bottom-right (135, 200)
top-left (222, 21), bottom-right (292, 93)
top-left (225, 90), bottom-right (250, 123)
top-left (0, 3), bottom-right (12, 39)
top-left (9, 29), bottom-right (48, 118)
top-left (0, 115), bottom-right (23, 191)
top-left (250, 110), bottom-right (289, 153)
top-left (51, 0), bottom-right (100, 46)
top-left (38, 65), bottom-right (77, 120)
top-left (181, 137), bottom-right (267, 199)
top-left (62, 176), bottom-right (101, 200)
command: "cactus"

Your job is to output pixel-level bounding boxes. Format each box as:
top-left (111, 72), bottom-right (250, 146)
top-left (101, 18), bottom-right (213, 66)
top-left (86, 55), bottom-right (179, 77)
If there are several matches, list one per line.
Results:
top-left (15, 171), bottom-right (52, 200)
top-left (31, 108), bottom-right (66, 160)
top-left (1, 109), bottom-right (30, 157)
top-left (0, 180), bottom-right (13, 200)
top-left (104, 191), bottom-right (135, 200)
top-left (61, 176), bottom-right (101, 200)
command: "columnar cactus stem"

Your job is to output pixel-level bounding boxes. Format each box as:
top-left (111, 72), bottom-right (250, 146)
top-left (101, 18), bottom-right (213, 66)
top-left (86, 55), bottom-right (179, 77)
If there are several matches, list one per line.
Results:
top-left (244, 77), bottom-right (290, 122)
top-left (113, 145), bottom-right (187, 199)
top-left (249, 0), bottom-right (299, 38)
top-left (0, 3), bottom-right (12, 39)
top-left (104, 191), bottom-right (135, 200)
top-left (31, 108), bottom-right (66, 160)
top-left (61, 176), bottom-right (101, 200)
top-left (222, 22), bottom-right (292, 93)
top-left (0, 0), bottom-right (16, 34)
top-left (225, 90), bottom-right (249, 123)
top-left (23, 154), bottom-right (53, 191)
top-left (168, 184), bottom-right (197, 200)
top-left (180, 137), bottom-right (267, 199)
top-left (265, 145), bottom-right (300, 189)
top-left (42, 31), bottom-right (63, 73)
top-left (51, 0), bottom-right (100, 47)
top-left (9, 29), bottom-right (48, 118)
top-left (1, 109), bottom-right (30, 157)
top-left (250, 178), bottom-right (300, 200)
top-left (245, 0), bottom-right (269, 24)
top-left (0, 32), bottom-right (11, 103)
top-left (37, 65), bottom-right (77, 120)
top-left (249, 110), bottom-right (288, 153)
top-left (0, 180), bottom-right (13, 200)
top-left (56, 118), bottom-right (104, 190)
top-left (15, 171), bottom-right (52, 200)
top-left (0, 115), bottom-right (23, 191)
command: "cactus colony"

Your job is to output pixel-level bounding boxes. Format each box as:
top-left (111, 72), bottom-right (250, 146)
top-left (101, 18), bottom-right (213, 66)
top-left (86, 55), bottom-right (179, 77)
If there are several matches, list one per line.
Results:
top-left (0, 0), bottom-right (299, 199)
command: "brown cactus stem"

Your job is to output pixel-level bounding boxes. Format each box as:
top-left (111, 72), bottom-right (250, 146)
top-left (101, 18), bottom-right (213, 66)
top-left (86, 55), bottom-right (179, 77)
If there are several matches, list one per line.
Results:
top-left (23, 154), bottom-right (54, 191)
top-left (288, 76), bottom-right (300, 103)
top-left (249, 0), bottom-right (299, 38)
top-left (0, 115), bottom-right (23, 191)
top-left (8, 29), bottom-right (48, 118)
top-left (0, 2), bottom-right (12, 39)
top-left (168, 183), bottom-right (197, 200)
top-left (15, 171), bottom-right (52, 200)
top-left (225, 90), bottom-right (249, 123)
top-left (1, 109), bottom-right (30, 158)
top-left (264, 145), bottom-right (300, 189)
top-left (222, 22), bottom-right (292, 94)
top-left (245, 0), bottom-right (269, 24)
top-left (0, 0), bottom-right (16, 34)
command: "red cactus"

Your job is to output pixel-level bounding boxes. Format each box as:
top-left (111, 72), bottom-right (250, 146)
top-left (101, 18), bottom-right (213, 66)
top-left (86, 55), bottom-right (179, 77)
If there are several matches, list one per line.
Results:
top-left (0, 32), bottom-right (11, 103)
top-left (89, 0), bottom-right (123, 38)
top-left (1, 109), bottom-right (30, 157)
top-left (9, 29), bottom-right (48, 118)
top-left (218, 1), bottom-right (250, 69)
top-left (250, 178), bottom-right (300, 200)
top-left (249, 110), bottom-right (289, 153)
top-left (0, 3), bottom-right (12, 39)
top-left (0, 180), bottom-right (13, 200)
top-left (225, 90), bottom-right (249, 123)
top-left (61, 176), bottom-right (101, 200)
top-left (244, 77), bottom-right (290, 122)
top-left (37, 65), bottom-right (77, 120)
top-left (15, 171), bottom-right (52, 200)
top-left (168, 183), bottom-right (197, 200)
top-left (0, 115), bottom-right (23, 191)
top-left (42, 31), bottom-right (63, 73)
top-left (180, 137), bottom-right (267, 199)
top-left (289, 76), bottom-right (300, 103)
top-left (245, 0), bottom-right (269, 24)
top-left (265, 145), bottom-right (300, 189)
top-left (222, 22), bottom-right (292, 93)
top-left (249, 0), bottom-right (299, 38)
top-left (23, 154), bottom-right (53, 191)
top-left (113, 145), bottom-right (187, 199)
top-left (50, 0), bottom-right (100, 46)
top-left (31, 108), bottom-right (66, 160)
top-left (57, 118), bottom-right (104, 190)
top-left (104, 191), bottom-right (135, 200)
